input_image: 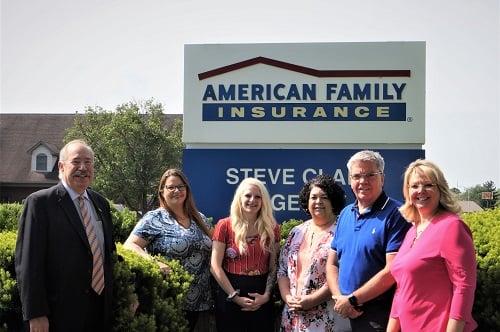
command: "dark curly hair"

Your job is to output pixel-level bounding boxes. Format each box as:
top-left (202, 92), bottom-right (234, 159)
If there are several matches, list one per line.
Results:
top-left (299, 174), bottom-right (346, 216)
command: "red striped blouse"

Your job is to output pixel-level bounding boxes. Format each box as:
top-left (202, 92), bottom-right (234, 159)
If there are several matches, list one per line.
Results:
top-left (213, 217), bottom-right (280, 275)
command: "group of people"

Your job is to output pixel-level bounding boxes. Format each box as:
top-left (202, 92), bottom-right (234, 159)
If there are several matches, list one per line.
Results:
top-left (14, 139), bottom-right (478, 332)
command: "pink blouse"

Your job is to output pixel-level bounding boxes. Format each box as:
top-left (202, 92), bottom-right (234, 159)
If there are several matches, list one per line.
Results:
top-left (390, 211), bottom-right (477, 332)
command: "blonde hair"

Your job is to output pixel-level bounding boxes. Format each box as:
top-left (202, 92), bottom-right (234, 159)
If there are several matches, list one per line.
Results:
top-left (400, 159), bottom-right (461, 223)
top-left (230, 178), bottom-right (276, 254)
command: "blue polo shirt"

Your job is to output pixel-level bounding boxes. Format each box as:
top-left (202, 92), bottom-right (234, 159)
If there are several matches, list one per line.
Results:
top-left (331, 191), bottom-right (410, 295)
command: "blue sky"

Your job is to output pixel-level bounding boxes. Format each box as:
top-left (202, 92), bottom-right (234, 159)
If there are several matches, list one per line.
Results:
top-left (1, 0), bottom-right (498, 188)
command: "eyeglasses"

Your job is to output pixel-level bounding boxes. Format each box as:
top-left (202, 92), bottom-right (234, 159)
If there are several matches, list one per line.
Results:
top-left (349, 172), bottom-right (382, 182)
top-left (68, 159), bottom-right (93, 167)
top-left (164, 185), bottom-right (186, 192)
top-left (409, 183), bottom-right (437, 191)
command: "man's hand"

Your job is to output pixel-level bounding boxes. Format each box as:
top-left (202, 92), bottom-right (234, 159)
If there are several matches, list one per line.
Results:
top-left (346, 306), bottom-right (363, 319)
top-left (332, 294), bottom-right (362, 317)
top-left (29, 316), bottom-right (49, 332)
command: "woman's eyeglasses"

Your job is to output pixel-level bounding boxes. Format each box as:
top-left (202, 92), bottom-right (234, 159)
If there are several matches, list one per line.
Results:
top-left (409, 183), bottom-right (437, 191)
top-left (164, 185), bottom-right (186, 192)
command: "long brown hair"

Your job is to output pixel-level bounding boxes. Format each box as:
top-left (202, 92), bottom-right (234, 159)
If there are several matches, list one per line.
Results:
top-left (158, 168), bottom-right (211, 237)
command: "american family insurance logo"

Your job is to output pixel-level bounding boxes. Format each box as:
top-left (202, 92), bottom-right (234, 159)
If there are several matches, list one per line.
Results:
top-left (198, 57), bottom-right (411, 122)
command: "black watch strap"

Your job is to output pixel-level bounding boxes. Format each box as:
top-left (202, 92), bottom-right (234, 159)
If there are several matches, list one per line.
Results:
top-left (348, 294), bottom-right (359, 306)
top-left (226, 289), bottom-right (240, 302)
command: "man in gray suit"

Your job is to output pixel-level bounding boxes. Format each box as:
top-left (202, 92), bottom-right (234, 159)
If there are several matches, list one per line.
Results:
top-left (15, 139), bottom-right (114, 332)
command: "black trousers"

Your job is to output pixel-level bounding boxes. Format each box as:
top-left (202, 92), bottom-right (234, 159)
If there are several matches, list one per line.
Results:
top-left (215, 272), bottom-right (274, 332)
top-left (82, 289), bottom-right (105, 332)
top-left (25, 289), bottom-right (105, 332)
top-left (349, 295), bottom-right (392, 332)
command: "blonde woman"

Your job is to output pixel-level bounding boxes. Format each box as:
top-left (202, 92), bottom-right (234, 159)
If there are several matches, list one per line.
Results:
top-left (387, 160), bottom-right (477, 332)
top-left (211, 178), bottom-right (280, 332)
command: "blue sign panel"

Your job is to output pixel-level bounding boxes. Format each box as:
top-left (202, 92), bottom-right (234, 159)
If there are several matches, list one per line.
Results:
top-left (183, 149), bottom-right (424, 224)
top-left (202, 103), bottom-right (406, 121)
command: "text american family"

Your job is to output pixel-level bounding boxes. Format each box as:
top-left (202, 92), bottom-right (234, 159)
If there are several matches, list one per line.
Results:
top-left (201, 82), bottom-right (408, 120)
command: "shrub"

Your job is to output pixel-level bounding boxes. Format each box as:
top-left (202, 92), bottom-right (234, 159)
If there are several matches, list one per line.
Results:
top-left (0, 204), bottom-right (22, 232)
top-left (113, 244), bottom-right (193, 332)
top-left (279, 219), bottom-right (304, 246)
top-left (462, 208), bottom-right (500, 330)
top-left (0, 232), bottom-right (21, 331)
top-left (0, 230), bottom-right (192, 332)
top-left (2, 205), bottom-right (497, 330)
top-left (111, 204), bottom-right (139, 243)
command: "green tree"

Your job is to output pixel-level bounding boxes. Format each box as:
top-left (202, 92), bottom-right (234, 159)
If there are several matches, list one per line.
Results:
top-left (65, 100), bottom-right (183, 213)
top-left (458, 181), bottom-right (499, 209)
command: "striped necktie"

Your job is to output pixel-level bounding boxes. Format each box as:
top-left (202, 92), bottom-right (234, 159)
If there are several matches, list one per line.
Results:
top-left (78, 195), bottom-right (105, 295)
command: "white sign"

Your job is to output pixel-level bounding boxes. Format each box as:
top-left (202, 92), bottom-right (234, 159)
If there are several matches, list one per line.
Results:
top-left (184, 42), bottom-right (425, 145)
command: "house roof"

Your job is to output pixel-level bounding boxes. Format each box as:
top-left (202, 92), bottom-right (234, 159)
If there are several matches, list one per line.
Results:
top-left (0, 114), bottom-right (76, 184)
top-left (198, 56), bottom-right (411, 80)
top-left (27, 140), bottom-right (60, 155)
top-left (458, 200), bottom-right (484, 213)
top-left (0, 113), bottom-right (182, 185)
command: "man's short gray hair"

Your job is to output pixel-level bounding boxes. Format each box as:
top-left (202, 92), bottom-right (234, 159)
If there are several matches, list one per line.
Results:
top-left (59, 139), bottom-right (94, 162)
top-left (347, 150), bottom-right (385, 174)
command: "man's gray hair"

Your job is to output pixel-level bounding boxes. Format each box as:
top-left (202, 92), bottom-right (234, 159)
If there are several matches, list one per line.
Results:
top-left (59, 139), bottom-right (94, 162)
top-left (347, 150), bottom-right (385, 174)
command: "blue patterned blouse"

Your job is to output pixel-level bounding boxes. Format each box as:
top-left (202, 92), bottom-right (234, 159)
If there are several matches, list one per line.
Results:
top-left (131, 207), bottom-right (213, 311)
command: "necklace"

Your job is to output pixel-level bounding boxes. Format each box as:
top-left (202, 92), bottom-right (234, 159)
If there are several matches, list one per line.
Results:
top-left (176, 215), bottom-right (191, 228)
top-left (411, 219), bottom-right (432, 247)
top-left (308, 221), bottom-right (332, 248)
top-left (309, 230), bottom-right (316, 248)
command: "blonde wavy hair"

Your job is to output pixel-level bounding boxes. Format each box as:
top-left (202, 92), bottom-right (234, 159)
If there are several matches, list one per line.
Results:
top-left (230, 178), bottom-right (276, 254)
top-left (400, 159), bottom-right (461, 224)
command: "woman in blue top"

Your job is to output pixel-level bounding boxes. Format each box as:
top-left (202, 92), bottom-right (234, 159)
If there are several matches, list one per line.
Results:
top-left (124, 168), bottom-right (213, 331)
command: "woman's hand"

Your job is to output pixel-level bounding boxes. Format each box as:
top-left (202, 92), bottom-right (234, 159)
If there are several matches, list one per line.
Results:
top-left (234, 295), bottom-right (259, 311)
top-left (235, 292), bottom-right (270, 311)
top-left (285, 294), bottom-right (315, 311)
top-left (248, 292), bottom-right (270, 308)
top-left (157, 261), bottom-right (170, 275)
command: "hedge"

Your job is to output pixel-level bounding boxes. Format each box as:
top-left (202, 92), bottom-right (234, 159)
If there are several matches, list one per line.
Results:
top-left (0, 204), bottom-right (22, 232)
top-left (279, 218), bottom-right (304, 246)
top-left (0, 203), bottom-right (192, 331)
top-left (462, 208), bottom-right (500, 330)
top-left (1, 203), bottom-right (499, 330)
top-left (111, 204), bottom-right (139, 243)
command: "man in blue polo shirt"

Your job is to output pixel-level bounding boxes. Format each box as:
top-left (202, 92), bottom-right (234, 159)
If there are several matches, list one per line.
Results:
top-left (326, 150), bottom-right (410, 331)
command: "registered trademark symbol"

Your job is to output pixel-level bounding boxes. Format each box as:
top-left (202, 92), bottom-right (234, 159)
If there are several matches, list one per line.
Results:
top-left (407, 117), bottom-right (413, 122)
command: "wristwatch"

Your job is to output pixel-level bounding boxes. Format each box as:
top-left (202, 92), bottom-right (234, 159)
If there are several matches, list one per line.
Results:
top-left (348, 294), bottom-right (359, 307)
top-left (226, 289), bottom-right (240, 302)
